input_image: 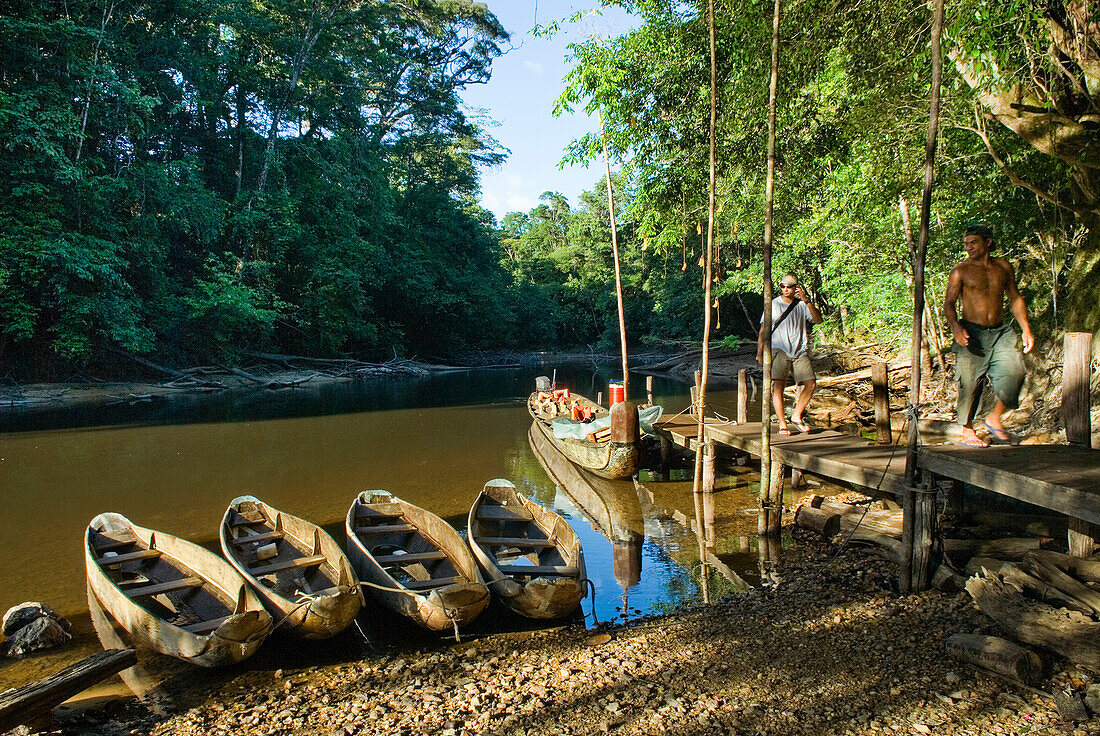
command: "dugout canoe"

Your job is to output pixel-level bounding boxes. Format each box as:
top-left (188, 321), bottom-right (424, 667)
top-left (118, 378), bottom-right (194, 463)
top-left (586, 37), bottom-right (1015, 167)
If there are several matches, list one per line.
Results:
top-left (220, 496), bottom-right (363, 639)
top-left (85, 513), bottom-right (272, 667)
top-left (527, 389), bottom-right (640, 480)
top-left (467, 478), bottom-right (586, 619)
top-left (346, 491), bottom-right (489, 632)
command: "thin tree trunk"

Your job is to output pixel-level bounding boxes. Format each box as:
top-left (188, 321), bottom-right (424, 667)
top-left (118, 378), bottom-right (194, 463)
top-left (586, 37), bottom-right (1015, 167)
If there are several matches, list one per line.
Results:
top-left (691, 0), bottom-right (720, 605)
top-left (599, 109), bottom-right (630, 400)
top-left (759, 0), bottom-right (782, 537)
top-left (74, 2), bottom-right (116, 164)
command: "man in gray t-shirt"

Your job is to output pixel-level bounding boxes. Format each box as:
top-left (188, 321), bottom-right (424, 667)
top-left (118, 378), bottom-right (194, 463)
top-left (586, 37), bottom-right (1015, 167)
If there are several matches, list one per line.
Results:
top-left (756, 272), bottom-right (823, 434)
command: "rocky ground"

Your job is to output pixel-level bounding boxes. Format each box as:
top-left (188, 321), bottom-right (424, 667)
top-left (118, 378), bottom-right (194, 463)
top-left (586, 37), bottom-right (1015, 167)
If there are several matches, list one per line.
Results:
top-left (13, 534), bottom-right (1096, 736)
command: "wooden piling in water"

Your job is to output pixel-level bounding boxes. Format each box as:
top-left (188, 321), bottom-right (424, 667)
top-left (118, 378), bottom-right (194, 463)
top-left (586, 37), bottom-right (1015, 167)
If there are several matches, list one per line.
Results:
top-left (646, 375), bottom-right (654, 405)
top-left (1063, 332), bottom-right (1093, 447)
top-left (737, 369), bottom-right (748, 424)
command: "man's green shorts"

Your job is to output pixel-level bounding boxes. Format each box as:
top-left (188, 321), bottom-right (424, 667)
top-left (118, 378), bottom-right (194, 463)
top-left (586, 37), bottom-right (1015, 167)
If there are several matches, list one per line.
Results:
top-left (951, 320), bottom-right (1026, 425)
top-left (772, 350), bottom-right (815, 383)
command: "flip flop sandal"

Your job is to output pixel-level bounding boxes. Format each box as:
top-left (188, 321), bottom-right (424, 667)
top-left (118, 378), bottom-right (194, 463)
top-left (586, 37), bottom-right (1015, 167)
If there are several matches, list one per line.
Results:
top-left (791, 418), bottom-right (810, 433)
top-left (957, 436), bottom-right (988, 448)
top-left (983, 421), bottom-right (1013, 443)
top-left (778, 427), bottom-right (793, 436)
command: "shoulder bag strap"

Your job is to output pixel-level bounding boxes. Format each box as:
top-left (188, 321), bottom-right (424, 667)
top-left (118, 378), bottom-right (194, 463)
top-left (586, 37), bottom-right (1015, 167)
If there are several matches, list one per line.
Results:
top-left (770, 299), bottom-right (800, 337)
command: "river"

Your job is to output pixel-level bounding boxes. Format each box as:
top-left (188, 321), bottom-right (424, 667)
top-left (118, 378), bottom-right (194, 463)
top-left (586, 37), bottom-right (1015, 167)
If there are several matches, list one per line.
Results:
top-left (0, 364), bottom-right (787, 686)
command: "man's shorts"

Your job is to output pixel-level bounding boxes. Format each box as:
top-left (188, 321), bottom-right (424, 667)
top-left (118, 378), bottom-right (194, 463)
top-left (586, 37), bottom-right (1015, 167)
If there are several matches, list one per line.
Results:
top-left (772, 351), bottom-right (815, 383)
top-left (951, 320), bottom-right (1026, 424)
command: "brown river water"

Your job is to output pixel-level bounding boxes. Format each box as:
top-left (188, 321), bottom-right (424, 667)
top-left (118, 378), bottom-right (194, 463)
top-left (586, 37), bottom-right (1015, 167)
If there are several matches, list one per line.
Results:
top-left (0, 364), bottom-right (796, 692)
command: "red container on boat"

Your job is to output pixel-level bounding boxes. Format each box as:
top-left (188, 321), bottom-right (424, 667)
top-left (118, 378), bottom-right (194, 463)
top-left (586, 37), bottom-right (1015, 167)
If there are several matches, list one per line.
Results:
top-left (608, 381), bottom-right (625, 406)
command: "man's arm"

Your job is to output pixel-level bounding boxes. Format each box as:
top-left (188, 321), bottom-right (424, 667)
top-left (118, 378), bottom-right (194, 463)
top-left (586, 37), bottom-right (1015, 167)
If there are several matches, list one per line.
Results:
top-left (1002, 260), bottom-right (1034, 353)
top-left (944, 266), bottom-right (968, 347)
top-left (795, 286), bottom-right (822, 324)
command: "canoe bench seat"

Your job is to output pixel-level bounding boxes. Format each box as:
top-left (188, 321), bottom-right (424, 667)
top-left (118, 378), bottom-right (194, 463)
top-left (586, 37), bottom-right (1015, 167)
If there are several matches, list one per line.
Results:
top-left (228, 510), bottom-right (266, 527)
top-left (93, 535), bottom-right (138, 553)
top-left (354, 523), bottom-right (416, 535)
top-left (476, 536), bottom-right (556, 548)
top-left (373, 551), bottom-right (446, 565)
top-left (498, 564), bottom-right (578, 577)
top-left (250, 554), bottom-right (326, 577)
top-left (183, 616), bottom-right (228, 635)
top-left (404, 576), bottom-right (463, 590)
top-left (230, 530), bottom-right (284, 546)
top-left (97, 549), bottom-right (160, 566)
top-left (124, 576), bottom-right (204, 598)
top-left (476, 506), bottom-right (534, 522)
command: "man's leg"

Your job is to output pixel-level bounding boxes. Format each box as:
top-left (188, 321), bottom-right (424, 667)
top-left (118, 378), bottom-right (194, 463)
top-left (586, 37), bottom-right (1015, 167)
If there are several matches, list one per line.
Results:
top-left (772, 379), bottom-right (788, 431)
top-left (952, 343), bottom-right (988, 445)
top-left (792, 379), bottom-right (816, 425)
top-left (984, 330), bottom-right (1026, 435)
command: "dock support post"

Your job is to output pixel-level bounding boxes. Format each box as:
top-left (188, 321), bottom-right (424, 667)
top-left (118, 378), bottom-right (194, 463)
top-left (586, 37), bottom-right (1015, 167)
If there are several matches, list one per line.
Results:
top-left (737, 369), bottom-right (749, 424)
top-left (702, 439), bottom-right (716, 495)
top-left (703, 441), bottom-right (717, 548)
top-left (759, 454), bottom-right (784, 537)
top-left (1063, 332), bottom-right (1093, 447)
top-left (660, 434), bottom-right (672, 473)
top-left (1068, 518), bottom-right (1097, 558)
top-left (646, 375), bottom-right (654, 406)
top-left (873, 362), bottom-right (892, 444)
top-left (597, 391), bottom-right (603, 407)
top-left (938, 478), bottom-right (964, 523)
top-left (791, 466), bottom-right (804, 489)
top-left (693, 370), bottom-right (703, 417)
top-left (901, 480), bottom-right (936, 592)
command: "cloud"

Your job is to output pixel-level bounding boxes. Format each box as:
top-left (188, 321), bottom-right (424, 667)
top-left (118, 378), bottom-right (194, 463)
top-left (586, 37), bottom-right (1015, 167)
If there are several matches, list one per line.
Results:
top-left (523, 60), bottom-right (544, 75)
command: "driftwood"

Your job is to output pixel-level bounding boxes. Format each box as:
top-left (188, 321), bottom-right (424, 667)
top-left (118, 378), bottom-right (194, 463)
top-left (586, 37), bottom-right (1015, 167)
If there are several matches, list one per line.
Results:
top-left (966, 512), bottom-right (1067, 539)
top-left (814, 361), bottom-right (912, 388)
top-left (1031, 549), bottom-right (1100, 585)
top-left (945, 633), bottom-right (1044, 686)
top-left (222, 366), bottom-right (319, 389)
top-left (119, 352), bottom-right (227, 389)
top-left (809, 496), bottom-right (904, 537)
top-left (0, 649), bottom-right (137, 732)
top-left (794, 506), bottom-right (841, 537)
top-left (995, 562), bottom-right (1094, 615)
top-left (966, 571), bottom-right (1100, 671)
top-left (943, 537), bottom-right (1043, 560)
top-left (1020, 554), bottom-right (1100, 616)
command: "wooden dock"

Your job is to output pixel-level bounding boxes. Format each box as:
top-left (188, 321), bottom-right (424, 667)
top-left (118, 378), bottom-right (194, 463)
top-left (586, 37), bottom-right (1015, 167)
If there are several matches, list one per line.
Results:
top-left (652, 414), bottom-right (1100, 565)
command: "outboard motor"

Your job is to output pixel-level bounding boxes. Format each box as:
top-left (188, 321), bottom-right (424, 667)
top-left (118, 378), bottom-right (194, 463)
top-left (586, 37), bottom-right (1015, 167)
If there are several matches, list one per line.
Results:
top-left (535, 375), bottom-right (552, 392)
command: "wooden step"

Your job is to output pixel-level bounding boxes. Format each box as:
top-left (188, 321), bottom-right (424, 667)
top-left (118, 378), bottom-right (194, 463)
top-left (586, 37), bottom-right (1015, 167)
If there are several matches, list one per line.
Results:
top-left (373, 551), bottom-right (446, 565)
top-left (476, 505), bottom-right (533, 522)
top-left (354, 523), bottom-right (416, 535)
top-left (97, 549), bottom-right (160, 565)
top-left (182, 616), bottom-right (228, 635)
top-left (249, 554), bottom-right (326, 577)
top-left (498, 564), bottom-right (578, 577)
top-left (125, 577), bottom-right (203, 598)
top-left (476, 537), bottom-right (556, 548)
top-left (404, 576), bottom-right (463, 590)
top-left (230, 530), bottom-right (284, 546)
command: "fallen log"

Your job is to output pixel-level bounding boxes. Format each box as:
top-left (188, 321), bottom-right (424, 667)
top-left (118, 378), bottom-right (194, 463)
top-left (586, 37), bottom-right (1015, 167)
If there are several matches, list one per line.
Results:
top-left (966, 512), bottom-right (1067, 539)
top-left (0, 648), bottom-right (137, 732)
top-left (814, 361), bottom-right (912, 389)
top-left (943, 537), bottom-right (1043, 561)
top-left (966, 571), bottom-right (1100, 671)
top-left (810, 497), bottom-right (903, 537)
top-left (1031, 549), bottom-right (1100, 585)
top-left (1020, 554), bottom-right (1100, 617)
top-left (839, 527), bottom-right (903, 563)
top-left (945, 633), bottom-right (1045, 686)
top-left (794, 506), bottom-right (841, 537)
top-left (998, 562), bottom-right (1094, 616)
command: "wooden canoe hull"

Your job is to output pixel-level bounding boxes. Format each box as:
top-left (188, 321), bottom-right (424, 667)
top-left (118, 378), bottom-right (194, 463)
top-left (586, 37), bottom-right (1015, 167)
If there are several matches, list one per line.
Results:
top-left (468, 479), bottom-right (586, 619)
top-left (527, 392), bottom-right (639, 480)
top-left (220, 497), bottom-right (363, 640)
top-left (85, 513), bottom-right (272, 667)
top-left (346, 492), bottom-right (489, 631)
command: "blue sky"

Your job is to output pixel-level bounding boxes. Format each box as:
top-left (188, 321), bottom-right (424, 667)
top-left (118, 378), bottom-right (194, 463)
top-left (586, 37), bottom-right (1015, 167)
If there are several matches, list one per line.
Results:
top-left (461, 2), bottom-right (635, 224)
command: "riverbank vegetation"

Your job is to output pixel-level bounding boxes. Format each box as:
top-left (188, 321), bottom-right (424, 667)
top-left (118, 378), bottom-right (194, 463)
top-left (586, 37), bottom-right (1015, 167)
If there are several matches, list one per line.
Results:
top-left (3, 0), bottom-right (1097, 383)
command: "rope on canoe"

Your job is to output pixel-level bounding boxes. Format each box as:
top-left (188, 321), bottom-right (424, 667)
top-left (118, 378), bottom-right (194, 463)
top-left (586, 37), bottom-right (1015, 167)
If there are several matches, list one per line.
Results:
top-left (582, 578), bottom-right (599, 628)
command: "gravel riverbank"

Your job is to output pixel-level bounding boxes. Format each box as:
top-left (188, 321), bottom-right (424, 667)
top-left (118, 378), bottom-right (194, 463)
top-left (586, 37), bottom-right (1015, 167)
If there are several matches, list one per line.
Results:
top-left (22, 534), bottom-right (1094, 736)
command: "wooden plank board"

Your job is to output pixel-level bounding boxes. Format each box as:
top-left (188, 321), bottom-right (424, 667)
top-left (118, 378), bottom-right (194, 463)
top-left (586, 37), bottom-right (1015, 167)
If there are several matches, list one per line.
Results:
top-left (354, 523), bottom-right (415, 535)
top-left (919, 445), bottom-right (1100, 525)
top-left (0, 649), bottom-right (137, 733)
top-left (475, 537), bottom-right (556, 548)
top-left (475, 506), bottom-right (534, 522)
top-left (498, 564), bottom-right (578, 576)
top-left (653, 418), bottom-right (909, 494)
top-left (373, 551), bottom-right (446, 565)
top-left (124, 576), bottom-right (203, 598)
top-left (249, 554), bottom-right (326, 577)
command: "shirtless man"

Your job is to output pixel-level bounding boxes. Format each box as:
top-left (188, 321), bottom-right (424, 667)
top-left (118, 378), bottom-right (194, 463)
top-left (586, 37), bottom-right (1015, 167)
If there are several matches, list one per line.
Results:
top-left (944, 224), bottom-right (1034, 447)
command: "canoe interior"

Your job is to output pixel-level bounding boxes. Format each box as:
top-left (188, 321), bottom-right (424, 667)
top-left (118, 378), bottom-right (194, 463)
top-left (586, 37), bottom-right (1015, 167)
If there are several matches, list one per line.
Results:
top-left (224, 501), bottom-right (343, 600)
top-left (528, 391), bottom-right (610, 443)
top-left (88, 526), bottom-right (235, 634)
top-left (351, 495), bottom-right (472, 590)
top-left (471, 485), bottom-right (579, 578)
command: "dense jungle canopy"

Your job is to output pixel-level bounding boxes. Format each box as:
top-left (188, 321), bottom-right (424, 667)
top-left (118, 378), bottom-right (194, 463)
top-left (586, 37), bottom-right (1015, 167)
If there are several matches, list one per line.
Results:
top-left (1, 0), bottom-right (1098, 379)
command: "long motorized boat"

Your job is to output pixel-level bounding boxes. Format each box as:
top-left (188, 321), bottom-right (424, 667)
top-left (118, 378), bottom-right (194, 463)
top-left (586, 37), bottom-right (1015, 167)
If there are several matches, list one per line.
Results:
top-left (467, 478), bottom-right (586, 619)
top-left (527, 384), bottom-right (640, 480)
top-left (219, 496), bottom-right (363, 639)
top-left (85, 512), bottom-right (272, 667)
top-left (345, 491), bottom-right (489, 632)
